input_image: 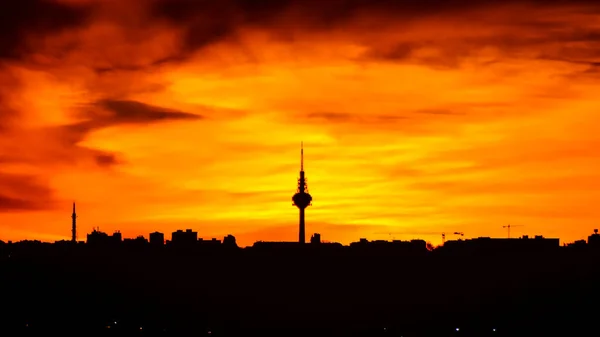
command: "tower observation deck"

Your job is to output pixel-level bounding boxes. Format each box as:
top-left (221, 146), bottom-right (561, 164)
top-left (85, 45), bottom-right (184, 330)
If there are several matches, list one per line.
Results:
top-left (292, 142), bottom-right (312, 244)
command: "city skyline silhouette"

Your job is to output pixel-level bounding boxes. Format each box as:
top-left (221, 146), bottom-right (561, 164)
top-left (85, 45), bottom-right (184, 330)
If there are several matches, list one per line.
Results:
top-left (4, 216), bottom-right (600, 336)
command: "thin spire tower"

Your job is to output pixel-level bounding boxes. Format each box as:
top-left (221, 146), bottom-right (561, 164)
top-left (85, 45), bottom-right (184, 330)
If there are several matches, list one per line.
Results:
top-left (292, 142), bottom-right (312, 244)
top-left (71, 202), bottom-right (77, 243)
top-left (301, 141), bottom-right (304, 171)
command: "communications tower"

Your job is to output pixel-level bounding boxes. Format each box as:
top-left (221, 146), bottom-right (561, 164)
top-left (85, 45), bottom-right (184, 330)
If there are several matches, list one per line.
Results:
top-left (292, 142), bottom-right (312, 244)
top-left (71, 202), bottom-right (77, 243)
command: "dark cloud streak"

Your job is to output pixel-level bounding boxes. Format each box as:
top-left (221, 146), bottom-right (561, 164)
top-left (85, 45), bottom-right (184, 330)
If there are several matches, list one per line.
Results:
top-left (0, 0), bottom-right (93, 60)
top-left (148, 0), bottom-right (600, 56)
top-left (56, 99), bottom-right (202, 168)
top-left (149, 0), bottom-right (493, 57)
top-left (415, 109), bottom-right (464, 116)
top-left (4, 0), bottom-right (600, 72)
top-left (0, 173), bottom-right (55, 212)
top-left (0, 195), bottom-right (43, 211)
top-left (92, 99), bottom-right (201, 126)
top-left (307, 112), bottom-right (409, 124)
top-left (56, 99), bottom-right (201, 148)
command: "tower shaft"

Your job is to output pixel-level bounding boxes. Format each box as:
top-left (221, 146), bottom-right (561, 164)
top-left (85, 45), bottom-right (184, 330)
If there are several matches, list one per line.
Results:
top-left (71, 202), bottom-right (77, 243)
top-left (299, 208), bottom-right (306, 244)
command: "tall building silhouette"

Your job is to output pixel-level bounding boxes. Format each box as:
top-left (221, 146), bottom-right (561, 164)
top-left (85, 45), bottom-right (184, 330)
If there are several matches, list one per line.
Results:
top-left (292, 142), bottom-right (312, 244)
top-left (71, 202), bottom-right (77, 243)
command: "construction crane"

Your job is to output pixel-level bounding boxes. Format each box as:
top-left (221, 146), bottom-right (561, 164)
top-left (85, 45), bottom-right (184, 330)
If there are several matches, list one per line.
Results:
top-left (442, 232), bottom-right (464, 245)
top-left (502, 224), bottom-right (523, 239)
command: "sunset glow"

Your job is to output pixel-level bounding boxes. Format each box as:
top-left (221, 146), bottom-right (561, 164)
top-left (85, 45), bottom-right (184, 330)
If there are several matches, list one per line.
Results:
top-left (2, 0), bottom-right (600, 246)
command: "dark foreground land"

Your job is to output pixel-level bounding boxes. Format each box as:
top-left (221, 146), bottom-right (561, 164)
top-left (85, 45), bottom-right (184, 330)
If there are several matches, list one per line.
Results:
top-left (2, 243), bottom-right (600, 336)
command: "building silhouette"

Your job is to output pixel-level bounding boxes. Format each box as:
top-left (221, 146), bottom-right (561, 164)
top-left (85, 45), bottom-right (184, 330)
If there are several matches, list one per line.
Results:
top-left (292, 142), bottom-right (312, 244)
top-left (311, 233), bottom-right (321, 244)
top-left (123, 235), bottom-right (148, 248)
top-left (442, 235), bottom-right (560, 254)
top-left (171, 229), bottom-right (197, 246)
top-left (198, 237), bottom-right (221, 248)
top-left (588, 228), bottom-right (600, 248)
top-left (149, 231), bottom-right (165, 246)
top-left (223, 234), bottom-right (237, 248)
top-left (86, 228), bottom-right (122, 245)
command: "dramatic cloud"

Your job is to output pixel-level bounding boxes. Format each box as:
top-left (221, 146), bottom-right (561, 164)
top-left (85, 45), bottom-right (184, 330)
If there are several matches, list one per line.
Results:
top-left (0, 0), bottom-right (93, 59)
top-left (90, 99), bottom-right (201, 126)
top-left (0, 173), bottom-right (54, 212)
top-left (1, 0), bottom-right (600, 245)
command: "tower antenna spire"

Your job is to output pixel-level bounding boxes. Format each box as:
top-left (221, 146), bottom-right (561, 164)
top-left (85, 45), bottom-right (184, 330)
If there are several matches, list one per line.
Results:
top-left (301, 141), bottom-right (304, 171)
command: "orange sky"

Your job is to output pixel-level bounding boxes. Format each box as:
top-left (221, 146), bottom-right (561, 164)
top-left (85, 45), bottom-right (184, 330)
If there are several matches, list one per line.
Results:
top-left (1, 0), bottom-right (600, 246)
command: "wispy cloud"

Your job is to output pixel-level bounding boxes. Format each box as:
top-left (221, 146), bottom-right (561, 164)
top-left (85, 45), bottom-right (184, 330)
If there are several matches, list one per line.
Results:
top-left (0, 173), bottom-right (54, 212)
